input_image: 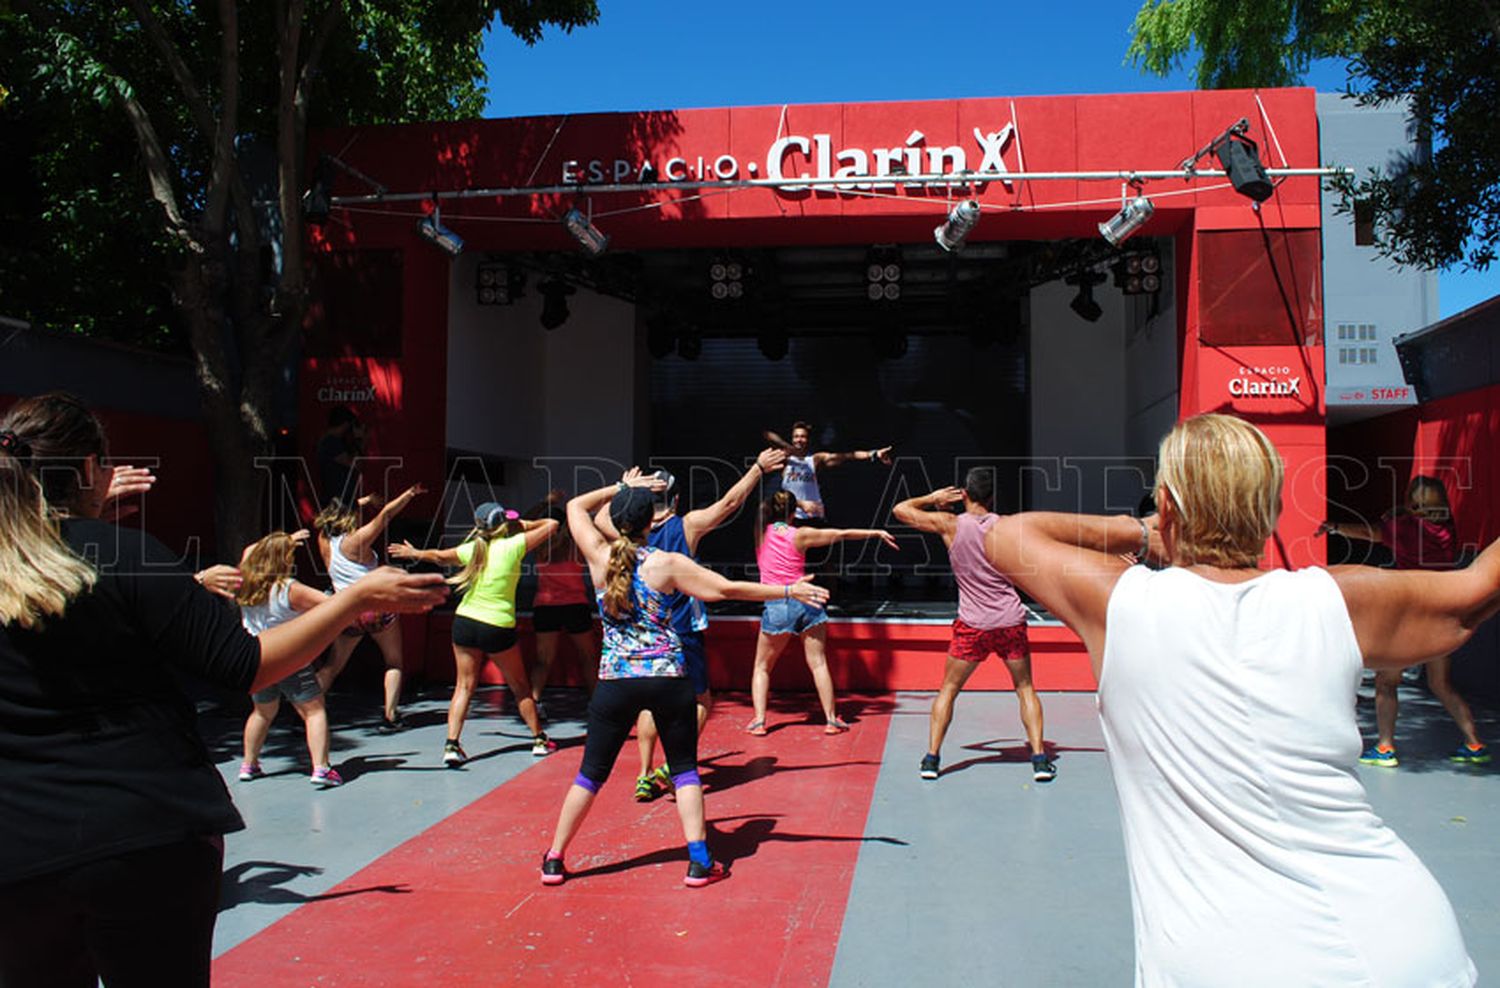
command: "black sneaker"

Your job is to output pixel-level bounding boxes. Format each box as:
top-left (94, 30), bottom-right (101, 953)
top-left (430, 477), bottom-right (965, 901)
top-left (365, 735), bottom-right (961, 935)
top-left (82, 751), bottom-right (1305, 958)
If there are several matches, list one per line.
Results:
top-left (443, 739), bottom-right (467, 767)
top-left (540, 852), bottom-right (566, 886)
top-left (684, 859), bottom-right (728, 888)
top-left (375, 713), bottom-right (406, 735)
top-left (1031, 754), bottom-right (1057, 783)
top-left (919, 753), bottom-right (941, 780)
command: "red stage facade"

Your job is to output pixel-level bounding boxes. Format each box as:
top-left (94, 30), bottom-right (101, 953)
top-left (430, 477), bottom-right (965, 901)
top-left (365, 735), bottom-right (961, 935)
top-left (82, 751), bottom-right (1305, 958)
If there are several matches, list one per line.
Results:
top-left (303, 88), bottom-right (1329, 691)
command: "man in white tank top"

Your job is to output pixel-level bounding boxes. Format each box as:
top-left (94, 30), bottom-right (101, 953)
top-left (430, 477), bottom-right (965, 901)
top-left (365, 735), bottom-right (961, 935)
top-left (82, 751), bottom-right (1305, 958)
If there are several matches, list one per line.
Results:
top-left (764, 420), bottom-right (892, 521)
top-left (894, 471), bottom-right (1053, 783)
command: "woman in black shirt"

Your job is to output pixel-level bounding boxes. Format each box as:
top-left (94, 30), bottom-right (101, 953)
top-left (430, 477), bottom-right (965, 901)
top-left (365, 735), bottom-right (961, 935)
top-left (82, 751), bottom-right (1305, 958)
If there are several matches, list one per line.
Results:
top-left (0, 394), bottom-right (446, 987)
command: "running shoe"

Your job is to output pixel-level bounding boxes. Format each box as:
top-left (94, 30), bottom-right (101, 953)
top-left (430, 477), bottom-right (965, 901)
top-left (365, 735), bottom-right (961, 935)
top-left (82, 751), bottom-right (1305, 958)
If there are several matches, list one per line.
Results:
top-left (634, 774), bottom-right (659, 802)
top-left (540, 852), bottom-right (566, 886)
top-left (443, 739), bottom-right (467, 767)
top-left (1359, 744), bottom-right (1399, 767)
top-left (684, 859), bottom-right (728, 888)
top-left (310, 766), bottom-right (344, 788)
top-left (238, 762), bottom-right (264, 782)
top-left (919, 753), bottom-right (941, 780)
top-left (1031, 754), bottom-right (1058, 783)
top-left (532, 733), bottom-right (557, 757)
top-left (374, 714), bottom-right (406, 735)
top-left (1449, 743), bottom-right (1492, 764)
top-left (650, 764), bottom-right (673, 792)
top-left (534, 700), bottom-right (549, 723)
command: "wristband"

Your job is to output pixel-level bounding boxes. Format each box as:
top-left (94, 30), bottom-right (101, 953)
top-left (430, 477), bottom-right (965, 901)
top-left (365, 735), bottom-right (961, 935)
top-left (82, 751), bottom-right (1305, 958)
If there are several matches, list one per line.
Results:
top-left (1136, 518), bottom-right (1151, 563)
top-left (617, 481), bottom-right (627, 493)
top-left (784, 584), bottom-right (791, 600)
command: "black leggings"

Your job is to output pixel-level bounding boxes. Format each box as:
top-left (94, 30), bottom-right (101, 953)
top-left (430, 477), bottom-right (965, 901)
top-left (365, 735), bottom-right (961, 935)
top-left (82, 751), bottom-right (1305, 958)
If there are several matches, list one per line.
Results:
top-left (0, 835), bottom-right (223, 988)
top-left (577, 677), bottom-right (698, 787)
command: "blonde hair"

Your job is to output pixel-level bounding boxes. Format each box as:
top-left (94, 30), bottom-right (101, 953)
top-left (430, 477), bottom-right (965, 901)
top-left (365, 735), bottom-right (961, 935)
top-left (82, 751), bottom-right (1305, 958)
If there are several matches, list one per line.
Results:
top-left (1156, 413), bottom-right (1283, 568)
top-left (449, 518), bottom-right (521, 595)
top-left (601, 533), bottom-right (644, 620)
top-left (314, 499), bottom-right (359, 538)
top-left (236, 532), bottom-right (299, 607)
top-left (0, 394), bottom-right (106, 629)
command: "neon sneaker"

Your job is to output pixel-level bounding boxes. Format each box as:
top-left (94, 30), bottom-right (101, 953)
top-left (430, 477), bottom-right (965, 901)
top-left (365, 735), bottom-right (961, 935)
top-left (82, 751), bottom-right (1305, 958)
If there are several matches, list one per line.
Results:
top-left (310, 766), bottom-right (343, 788)
top-left (532, 733), bottom-right (557, 757)
top-left (1449, 743), bottom-right (1491, 764)
top-left (238, 762), bottom-right (264, 782)
top-left (650, 764), bottom-right (673, 792)
top-left (1359, 744), bottom-right (1398, 767)
top-left (684, 859), bottom-right (728, 888)
top-left (634, 774), bottom-right (658, 802)
top-left (1031, 754), bottom-right (1057, 782)
top-left (540, 852), bottom-right (566, 886)
top-left (919, 753), bottom-right (941, 780)
top-left (443, 739), bottom-right (467, 767)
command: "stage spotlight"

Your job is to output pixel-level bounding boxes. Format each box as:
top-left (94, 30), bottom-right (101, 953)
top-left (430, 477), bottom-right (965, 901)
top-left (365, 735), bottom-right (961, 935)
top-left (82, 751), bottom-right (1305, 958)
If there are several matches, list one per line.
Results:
top-left (1215, 133), bottom-right (1274, 202)
top-left (476, 262), bottom-right (524, 305)
top-left (1111, 250), bottom-right (1163, 296)
top-left (1099, 196), bottom-right (1154, 246)
top-left (417, 204), bottom-right (463, 257)
top-left (708, 254), bottom-right (747, 301)
top-left (676, 331), bottom-right (703, 360)
top-left (538, 278), bottom-right (574, 330)
top-left (934, 199), bottom-right (981, 252)
top-left (1070, 283), bottom-right (1102, 322)
top-left (865, 246), bottom-right (902, 301)
top-left (758, 328), bottom-right (789, 361)
top-left (562, 208), bottom-right (609, 256)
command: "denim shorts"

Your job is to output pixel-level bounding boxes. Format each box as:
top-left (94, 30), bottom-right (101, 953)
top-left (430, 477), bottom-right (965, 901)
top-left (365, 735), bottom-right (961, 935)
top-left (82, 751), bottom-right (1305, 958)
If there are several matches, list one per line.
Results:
top-left (760, 597), bottom-right (828, 636)
top-left (251, 664), bottom-right (322, 705)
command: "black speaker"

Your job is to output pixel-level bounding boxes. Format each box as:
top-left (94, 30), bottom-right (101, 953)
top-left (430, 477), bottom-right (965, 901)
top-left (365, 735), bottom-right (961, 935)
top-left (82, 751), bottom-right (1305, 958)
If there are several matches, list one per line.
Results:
top-left (1215, 135), bottom-right (1274, 203)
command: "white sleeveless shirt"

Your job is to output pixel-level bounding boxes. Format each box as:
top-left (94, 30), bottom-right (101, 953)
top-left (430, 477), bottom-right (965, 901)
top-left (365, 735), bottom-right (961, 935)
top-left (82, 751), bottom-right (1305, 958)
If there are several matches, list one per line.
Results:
top-left (239, 581), bottom-right (298, 637)
top-left (781, 454), bottom-right (822, 519)
top-left (1100, 565), bottom-right (1475, 987)
top-left (329, 534), bottom-right (377, 591)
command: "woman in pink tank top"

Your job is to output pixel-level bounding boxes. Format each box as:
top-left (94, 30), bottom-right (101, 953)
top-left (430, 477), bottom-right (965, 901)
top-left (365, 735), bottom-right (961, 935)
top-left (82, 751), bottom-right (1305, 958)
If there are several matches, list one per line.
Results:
top-left (528, 496), bottom-right (599, 708)
top-left (746, 490), bottom-right (899, 736)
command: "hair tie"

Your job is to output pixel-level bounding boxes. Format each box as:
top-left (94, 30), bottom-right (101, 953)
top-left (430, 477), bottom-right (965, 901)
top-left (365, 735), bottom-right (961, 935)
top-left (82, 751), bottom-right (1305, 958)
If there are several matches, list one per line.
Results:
top-left (0, 430), bottom-right (31, 463)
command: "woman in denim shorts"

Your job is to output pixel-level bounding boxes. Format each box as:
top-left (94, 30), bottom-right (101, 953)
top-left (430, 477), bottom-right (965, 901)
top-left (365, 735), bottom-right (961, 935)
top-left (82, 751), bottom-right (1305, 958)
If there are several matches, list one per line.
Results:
top-left (746, 490), bottom-right (897, 735)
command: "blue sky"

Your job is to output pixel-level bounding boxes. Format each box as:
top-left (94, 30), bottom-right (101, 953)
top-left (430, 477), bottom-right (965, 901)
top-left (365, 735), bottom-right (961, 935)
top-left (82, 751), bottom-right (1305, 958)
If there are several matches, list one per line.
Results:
top-left (481, 2), bottom-right (1490, 318)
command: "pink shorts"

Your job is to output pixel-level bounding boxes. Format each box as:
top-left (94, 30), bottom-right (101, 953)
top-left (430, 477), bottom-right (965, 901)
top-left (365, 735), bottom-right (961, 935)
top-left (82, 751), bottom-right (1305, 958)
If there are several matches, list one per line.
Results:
top-left (949, 618), bottom-right (1029, 663)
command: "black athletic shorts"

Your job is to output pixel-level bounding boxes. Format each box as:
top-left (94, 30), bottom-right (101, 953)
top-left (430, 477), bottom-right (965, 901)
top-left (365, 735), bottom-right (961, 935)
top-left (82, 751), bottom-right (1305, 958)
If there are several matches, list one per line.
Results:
top-left (531, 603), bottom-right (595, 634)
top-left (451, 615), bottom-right (519, 653)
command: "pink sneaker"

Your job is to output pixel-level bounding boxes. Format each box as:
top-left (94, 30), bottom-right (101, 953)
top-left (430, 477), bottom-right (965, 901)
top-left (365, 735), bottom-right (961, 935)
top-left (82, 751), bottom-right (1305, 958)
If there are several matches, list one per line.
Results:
top-left (238, 762), bottom-right (264, 782)
top-left (310, 766), bottom-right (343, 788)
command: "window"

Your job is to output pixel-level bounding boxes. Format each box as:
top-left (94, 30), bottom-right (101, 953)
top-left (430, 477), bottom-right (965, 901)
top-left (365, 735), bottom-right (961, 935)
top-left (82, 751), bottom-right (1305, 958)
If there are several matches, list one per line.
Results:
top-left (1354, 200), bottom-right (1376, 246)
top-left (1338, 347), bottom-right (1379, 366)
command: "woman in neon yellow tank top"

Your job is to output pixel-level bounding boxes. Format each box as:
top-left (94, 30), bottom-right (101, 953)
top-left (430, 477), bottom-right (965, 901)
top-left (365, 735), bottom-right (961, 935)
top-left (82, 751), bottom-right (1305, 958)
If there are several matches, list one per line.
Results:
top-left (391, 503), bottom-right (558, 765)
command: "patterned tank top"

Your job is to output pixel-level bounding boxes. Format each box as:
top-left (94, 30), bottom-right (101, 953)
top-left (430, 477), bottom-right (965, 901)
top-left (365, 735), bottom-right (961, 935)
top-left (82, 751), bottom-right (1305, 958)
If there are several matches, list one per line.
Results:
top-left (597, 547), bottom-right (684, 680)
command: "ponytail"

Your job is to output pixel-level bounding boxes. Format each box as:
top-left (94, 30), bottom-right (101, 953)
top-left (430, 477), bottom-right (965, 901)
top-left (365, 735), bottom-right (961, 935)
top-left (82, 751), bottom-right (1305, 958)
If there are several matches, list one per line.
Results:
top-left (601, 534), bottom-right (642, 620)
top-left (758, 489), bottom-right (797, 546)
top-left (0, 404), bottom-right (100, 629)
top-left (448, 518), bottom-right (521, 593)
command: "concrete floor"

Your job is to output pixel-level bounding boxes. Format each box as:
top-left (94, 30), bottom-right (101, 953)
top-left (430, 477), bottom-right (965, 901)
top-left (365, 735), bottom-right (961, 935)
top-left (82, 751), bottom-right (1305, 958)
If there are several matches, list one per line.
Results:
top-left (199, 679), bottom-right (1500, 985)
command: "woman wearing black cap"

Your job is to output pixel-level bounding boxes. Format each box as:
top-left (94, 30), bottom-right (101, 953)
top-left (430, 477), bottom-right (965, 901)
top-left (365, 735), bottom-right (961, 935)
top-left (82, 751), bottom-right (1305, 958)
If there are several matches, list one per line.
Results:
top-left (390, 502), bottom-right (558, 764)
top-left (541, 470), bottom-right (830, 888)
top-left (0, 394), bottom-right (447, 986)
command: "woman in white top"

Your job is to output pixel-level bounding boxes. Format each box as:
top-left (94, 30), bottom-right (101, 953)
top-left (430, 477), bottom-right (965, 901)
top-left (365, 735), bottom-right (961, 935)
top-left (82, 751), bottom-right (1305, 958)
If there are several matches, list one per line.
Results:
top-left (314, 485), bottom-right (424, 732)
top-left (983, 413), bottom-right (1481, 987)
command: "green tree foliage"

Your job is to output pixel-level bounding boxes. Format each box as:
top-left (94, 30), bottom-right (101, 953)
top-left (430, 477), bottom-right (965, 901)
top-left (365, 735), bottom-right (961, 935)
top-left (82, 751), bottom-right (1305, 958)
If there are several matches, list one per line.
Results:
top-left (1128, 0), bottom-right (1499, 272)
top-left (0, 1), bottom-right (597, 554)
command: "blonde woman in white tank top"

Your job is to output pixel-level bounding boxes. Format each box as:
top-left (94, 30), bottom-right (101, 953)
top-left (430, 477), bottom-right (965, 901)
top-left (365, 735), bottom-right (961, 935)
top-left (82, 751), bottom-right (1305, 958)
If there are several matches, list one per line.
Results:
top-left (981, 414), bottom-right (1482, 987)
top-left (313, 485), bottom-right (425, 732)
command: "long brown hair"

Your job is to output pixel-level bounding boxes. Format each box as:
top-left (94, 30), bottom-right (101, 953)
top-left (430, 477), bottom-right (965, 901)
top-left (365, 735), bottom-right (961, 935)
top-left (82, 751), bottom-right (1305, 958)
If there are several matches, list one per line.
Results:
top-left (0, 395), bottom-right (105, 629)
top-left (601, 531), bottom-right (646, 620)
top-left (757, 489), bottom-right (797, 547)
top-left (236, 532), bottom-right (299, 607)
top-left (450, 518), bottom-right (522, 594)
top-left (314, 498), bottom-right (359, 539)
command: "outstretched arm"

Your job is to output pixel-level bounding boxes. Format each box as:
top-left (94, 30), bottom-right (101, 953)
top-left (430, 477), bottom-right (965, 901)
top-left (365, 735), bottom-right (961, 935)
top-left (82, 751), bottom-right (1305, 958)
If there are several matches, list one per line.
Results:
top-left (982, 513), bottom-right (1145, 669)
top-left (793, 527), bottom-right (901, 552)
top-left (892, 488), bottom-right (963, 544)
top-left (569, 469), bottom-right (665, 584)
top-left (762, 429), bottom-right (795, 452)
top-left (388, 541), bottom-right (464, 567)
top-left (1333, 538), bottom-right (1500, 669)
top-left (683, 447), bottom-right (787, 550)
top-left (656, 553), bottom-right (831, 608)
top-left (522, 517), bottom-right (561, 553)
top-left (815, 445), bottom-right (892, 469)
top-left (1318, 520), bottom-right (1384, 544)
top-left (342, 484), bottom-right (425, 560)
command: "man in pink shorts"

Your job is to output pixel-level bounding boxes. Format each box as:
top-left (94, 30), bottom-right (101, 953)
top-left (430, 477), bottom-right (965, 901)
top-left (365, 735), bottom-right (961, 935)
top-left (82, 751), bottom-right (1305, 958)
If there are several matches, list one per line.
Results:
top-left (894, 470), bottom-right (1055, 782)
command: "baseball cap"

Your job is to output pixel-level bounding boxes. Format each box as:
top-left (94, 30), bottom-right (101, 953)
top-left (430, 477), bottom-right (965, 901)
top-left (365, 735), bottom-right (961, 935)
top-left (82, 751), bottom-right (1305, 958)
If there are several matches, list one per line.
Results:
top-left (475, 501), bottom-right (520, 529)
top-left (651, 468), bottom-right (678, 505)
top-left (610, 486), bottom-right (657, 535)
